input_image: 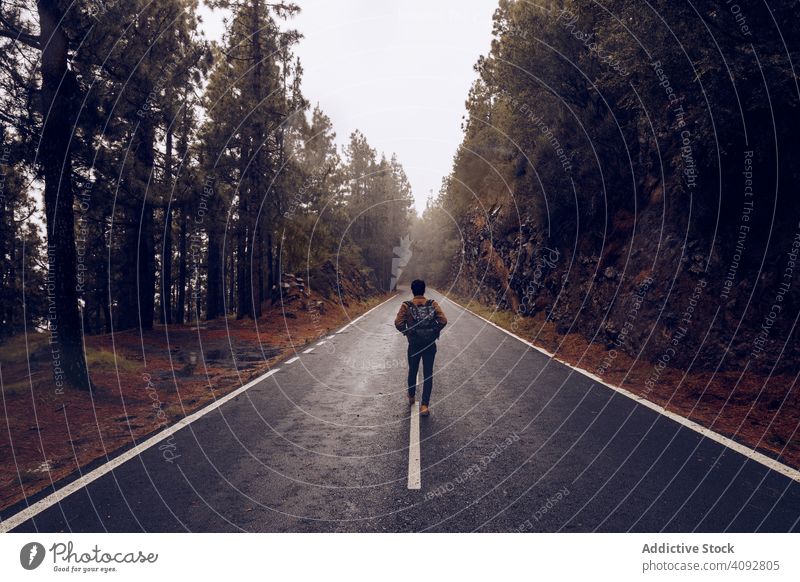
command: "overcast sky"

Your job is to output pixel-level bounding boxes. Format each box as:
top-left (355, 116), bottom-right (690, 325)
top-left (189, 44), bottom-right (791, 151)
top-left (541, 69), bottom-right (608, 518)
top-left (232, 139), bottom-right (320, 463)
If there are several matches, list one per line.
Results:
top-left (198, 1), bottom-right (498, 213)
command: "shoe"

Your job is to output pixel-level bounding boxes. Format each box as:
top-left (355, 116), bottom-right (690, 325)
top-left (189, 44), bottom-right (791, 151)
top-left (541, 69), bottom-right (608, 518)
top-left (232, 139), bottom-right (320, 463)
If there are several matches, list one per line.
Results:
top-left (420, 404), bottom-right (429, 416)
top-left (407, 394), bottom-right (415, 405)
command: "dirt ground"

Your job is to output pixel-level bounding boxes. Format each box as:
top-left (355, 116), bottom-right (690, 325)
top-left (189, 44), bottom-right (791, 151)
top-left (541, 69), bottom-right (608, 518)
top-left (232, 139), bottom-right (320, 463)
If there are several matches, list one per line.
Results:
top-left (0, 288), bottom-right (388, 512)
top-left (446, 294), bottom-right (800, 471)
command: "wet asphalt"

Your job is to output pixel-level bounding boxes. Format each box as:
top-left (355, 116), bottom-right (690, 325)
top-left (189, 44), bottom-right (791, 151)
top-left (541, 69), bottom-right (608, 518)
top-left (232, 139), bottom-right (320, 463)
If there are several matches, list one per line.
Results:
top-left (5, 290), bottom-right (800, 532)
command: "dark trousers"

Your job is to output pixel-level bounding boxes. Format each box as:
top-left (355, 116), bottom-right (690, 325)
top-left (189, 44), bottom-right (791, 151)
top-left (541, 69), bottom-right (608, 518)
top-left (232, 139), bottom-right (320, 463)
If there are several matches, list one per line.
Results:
top-left (407, 343), bottom-right (437, 405)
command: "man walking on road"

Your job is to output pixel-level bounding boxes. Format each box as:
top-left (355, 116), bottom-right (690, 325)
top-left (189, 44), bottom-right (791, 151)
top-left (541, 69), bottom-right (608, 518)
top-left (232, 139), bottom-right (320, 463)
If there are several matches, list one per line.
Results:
top-left (394, 280), bottom-right (447, 416)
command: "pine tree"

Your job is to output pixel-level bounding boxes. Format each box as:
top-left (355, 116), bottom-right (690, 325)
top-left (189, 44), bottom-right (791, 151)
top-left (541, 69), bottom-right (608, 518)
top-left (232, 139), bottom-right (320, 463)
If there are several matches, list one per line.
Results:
top-left (201, 0), bottom-right (301, 319)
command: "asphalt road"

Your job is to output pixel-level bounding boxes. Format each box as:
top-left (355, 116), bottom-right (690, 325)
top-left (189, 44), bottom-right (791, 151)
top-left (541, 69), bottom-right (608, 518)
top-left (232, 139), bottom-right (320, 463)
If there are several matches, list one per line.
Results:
top-left (4, 290), bottom-right (800, 532)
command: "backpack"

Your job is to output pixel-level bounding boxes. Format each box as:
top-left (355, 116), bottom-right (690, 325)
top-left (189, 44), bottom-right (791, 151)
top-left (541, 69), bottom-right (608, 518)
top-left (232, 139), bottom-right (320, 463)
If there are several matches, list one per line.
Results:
top-left (404, 300), bottom-right (440, 345)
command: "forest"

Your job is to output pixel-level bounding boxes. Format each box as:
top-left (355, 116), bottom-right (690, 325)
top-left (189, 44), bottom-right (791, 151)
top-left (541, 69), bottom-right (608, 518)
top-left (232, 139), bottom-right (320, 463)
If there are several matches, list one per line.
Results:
top-left (409, 0), bottom-right (800, 374)
top-left (1, 0), bottom-right (800, 529)
top-left (0, 0), bottom-right (414, 391)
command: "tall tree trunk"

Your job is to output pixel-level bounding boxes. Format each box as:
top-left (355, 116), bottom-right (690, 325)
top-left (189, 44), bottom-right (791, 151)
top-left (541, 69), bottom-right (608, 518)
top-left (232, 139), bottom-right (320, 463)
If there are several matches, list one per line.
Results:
top-left (275, 238), bottom-right (282, 293)
top-left (258, 232), bottom-right (265, 306)
top-left (206, 216), bottom-right (224, 320)
top-left (236, 163), bottom-right (252, 319)
top-left (161, 205), bottom-right (173, 324)
top-left (252, 217), bottom-right (262, 318)
top-left (266, 231), bottom-right (274, 304)
top-left (37, 0), bottom-right (91, 390)
top-left (97, 218), bottom-right (112, 334)
top-left (236, 0), bottom-right (265, 320)
top-left (136, 204), bottom-right (155, 330)
top-left (0, 161), bottom-right (5, 333)
top-left (117, 209), bottom-right (139, 330)
top-left (176, 206), bottom-right (188, 324)
top-left (0, 186), bottom-right (9, 335)
top-left (185, 269), bottom-right (194, 323)
top-left (100, 283), bottom-right (112, 334)
top-left (227, 240), bottom-right (235, 313)
top-left (196, 281), bottom-right (202, 321)
top-left (137, 115), bottom-right (156, 331)
top-left (235, 216), bottom-right (247, 319)
top-left (161, 127), bottom-right (174, 324)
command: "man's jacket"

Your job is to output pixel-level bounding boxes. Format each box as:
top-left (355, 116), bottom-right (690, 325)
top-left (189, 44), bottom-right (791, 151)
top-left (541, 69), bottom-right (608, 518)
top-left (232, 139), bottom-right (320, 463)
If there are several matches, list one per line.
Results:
top-left (394, 296), bottom-right (448, 335)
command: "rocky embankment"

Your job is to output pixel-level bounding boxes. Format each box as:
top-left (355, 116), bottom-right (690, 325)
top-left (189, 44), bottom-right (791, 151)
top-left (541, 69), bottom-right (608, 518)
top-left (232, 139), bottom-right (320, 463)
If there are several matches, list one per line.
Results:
top-left (450, 208), bottom-right (800, 376)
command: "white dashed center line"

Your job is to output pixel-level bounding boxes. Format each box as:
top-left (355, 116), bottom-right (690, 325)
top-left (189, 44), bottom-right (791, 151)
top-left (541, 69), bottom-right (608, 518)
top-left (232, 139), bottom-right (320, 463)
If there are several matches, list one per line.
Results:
top-left (408, 403), bottom-right (421, 490)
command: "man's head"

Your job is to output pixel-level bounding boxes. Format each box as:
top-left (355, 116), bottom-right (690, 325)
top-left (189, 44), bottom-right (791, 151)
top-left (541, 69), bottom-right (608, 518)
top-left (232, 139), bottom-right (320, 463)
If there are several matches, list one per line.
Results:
top-left (411, 279), bottom-right (426, 297)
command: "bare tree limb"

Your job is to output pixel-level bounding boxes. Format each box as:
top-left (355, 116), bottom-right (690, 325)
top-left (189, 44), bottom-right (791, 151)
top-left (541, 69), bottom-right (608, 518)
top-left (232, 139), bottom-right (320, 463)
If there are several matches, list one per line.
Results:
top-left (0, 13), bottom-right (40, 49)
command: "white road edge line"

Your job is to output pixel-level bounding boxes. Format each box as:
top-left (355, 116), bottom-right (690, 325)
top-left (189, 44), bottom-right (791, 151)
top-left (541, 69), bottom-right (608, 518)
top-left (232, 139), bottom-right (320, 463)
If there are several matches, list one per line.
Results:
top-left (408, 403), bottom-right (421, 489)
top-left (286, 356), bottom-right (300, 364)
top-left (0, 368), bottom-right (281, 533)
top-left (437, 293), bottom-right (800, 484)
top-left (302, 348), bottom-right (314, 354)
top-left (0, 293), bottom-right (401, 532)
